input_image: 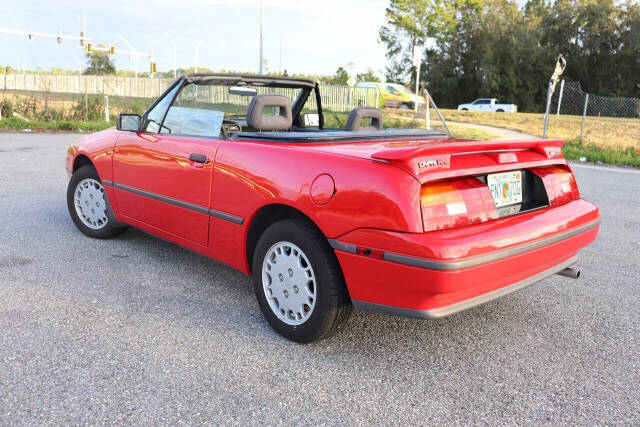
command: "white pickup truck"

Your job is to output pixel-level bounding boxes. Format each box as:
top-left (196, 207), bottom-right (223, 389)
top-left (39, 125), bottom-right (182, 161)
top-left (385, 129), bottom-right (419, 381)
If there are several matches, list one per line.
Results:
top-left (457, 98), bottom-right (517, 113)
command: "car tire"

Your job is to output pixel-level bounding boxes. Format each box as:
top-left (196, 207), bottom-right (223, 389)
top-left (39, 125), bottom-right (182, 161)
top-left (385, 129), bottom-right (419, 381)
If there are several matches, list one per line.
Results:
top-left (461, 108), bottom-right (469, 111)
top-left (67, 165), bottom-right (128, 239)
top-left (496, 109), bottom-right (504, 113)
top-left (252, 218), bottom-right (352, 343)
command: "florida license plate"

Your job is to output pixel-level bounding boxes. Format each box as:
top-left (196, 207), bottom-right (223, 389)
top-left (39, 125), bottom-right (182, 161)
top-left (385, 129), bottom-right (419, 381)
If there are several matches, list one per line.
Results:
top-left (487, 171), bottom-right (522, 207)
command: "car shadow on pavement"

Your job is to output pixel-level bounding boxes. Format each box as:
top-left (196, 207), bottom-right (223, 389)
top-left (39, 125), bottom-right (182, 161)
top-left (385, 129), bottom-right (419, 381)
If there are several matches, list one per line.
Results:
top-left (96, 227), bottom-right (566, 353)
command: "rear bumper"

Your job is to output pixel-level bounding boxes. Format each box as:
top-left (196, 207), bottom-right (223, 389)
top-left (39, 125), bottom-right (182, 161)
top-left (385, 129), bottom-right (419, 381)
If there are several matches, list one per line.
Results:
top-left (330, 199), bottom-right (600, 317)
top-left (351, 255), bottom-right (577, 319)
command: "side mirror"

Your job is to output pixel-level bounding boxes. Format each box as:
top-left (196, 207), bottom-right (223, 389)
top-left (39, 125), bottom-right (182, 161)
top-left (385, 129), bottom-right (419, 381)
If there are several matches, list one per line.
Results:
top-left (117, 114), bottom-right (141, 132)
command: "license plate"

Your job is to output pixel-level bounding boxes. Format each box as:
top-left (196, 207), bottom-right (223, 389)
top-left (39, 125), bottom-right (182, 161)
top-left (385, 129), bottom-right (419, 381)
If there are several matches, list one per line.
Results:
top-left (487, 171), bottom-right (522, 207)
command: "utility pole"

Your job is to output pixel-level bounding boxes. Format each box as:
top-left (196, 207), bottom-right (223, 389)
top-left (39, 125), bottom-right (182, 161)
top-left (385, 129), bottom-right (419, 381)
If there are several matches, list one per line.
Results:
top-left (413, 44), bottom-right (422, 115)
top-left (149, 48), bottom-right (154, 78)
top-left (279, 28), bottom-right (282, 74)
top-left (259, 0), bottom-right (264, 74)
top-left (194, 38), bottom-right (205, 73)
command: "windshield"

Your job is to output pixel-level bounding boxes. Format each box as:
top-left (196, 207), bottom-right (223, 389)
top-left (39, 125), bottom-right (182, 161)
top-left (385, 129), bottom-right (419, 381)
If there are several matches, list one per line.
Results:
top-left (394, 84), bottom-right (414, 96)
top-left (172, 82), bottom-right (303, 120)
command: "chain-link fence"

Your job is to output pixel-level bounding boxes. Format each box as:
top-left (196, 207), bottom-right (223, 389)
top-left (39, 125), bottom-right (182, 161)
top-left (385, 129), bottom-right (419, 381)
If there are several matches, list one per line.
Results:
top-left (551, 80), bottom-right (640, 118)
top-left (547, 80), bottom-right (640, 148)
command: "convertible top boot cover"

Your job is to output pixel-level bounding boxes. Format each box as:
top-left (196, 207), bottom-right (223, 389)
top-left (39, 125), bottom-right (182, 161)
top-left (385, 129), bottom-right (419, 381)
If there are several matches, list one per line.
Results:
top-left (247, 94), bottom-right (293, 131)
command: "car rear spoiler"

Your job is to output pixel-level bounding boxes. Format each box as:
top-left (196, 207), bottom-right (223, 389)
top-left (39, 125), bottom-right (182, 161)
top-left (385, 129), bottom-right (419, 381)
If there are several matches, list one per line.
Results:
top-left (371, 138), bottom-right (566, 177)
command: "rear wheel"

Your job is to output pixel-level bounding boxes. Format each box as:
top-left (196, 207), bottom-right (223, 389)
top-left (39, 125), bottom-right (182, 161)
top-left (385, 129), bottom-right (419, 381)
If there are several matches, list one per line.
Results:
top-left (461, 108), bottom-right (469, 111)
top-left (496, 109), bottom-right (505, 112)
top-left (67, 165), bottom-right (127, 239)
top-left (252, 219), bottom-right (352, 343)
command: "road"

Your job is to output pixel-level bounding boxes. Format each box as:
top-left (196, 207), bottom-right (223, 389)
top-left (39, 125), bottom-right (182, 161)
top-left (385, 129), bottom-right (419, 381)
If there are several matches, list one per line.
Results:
top-left (1, 132), bottom-right (638, 424)
top-left (448, 121), bottom-right (541, 140)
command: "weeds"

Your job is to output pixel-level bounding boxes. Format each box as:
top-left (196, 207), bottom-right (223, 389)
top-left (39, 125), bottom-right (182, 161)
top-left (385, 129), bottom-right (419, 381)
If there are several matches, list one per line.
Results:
top-left (0, 116), bottom-right (113, 132)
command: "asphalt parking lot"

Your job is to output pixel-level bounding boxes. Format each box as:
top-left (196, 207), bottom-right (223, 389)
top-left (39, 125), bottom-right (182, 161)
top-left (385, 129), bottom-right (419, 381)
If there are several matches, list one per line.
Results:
top-left (1, 132), bottom-right (639, 424)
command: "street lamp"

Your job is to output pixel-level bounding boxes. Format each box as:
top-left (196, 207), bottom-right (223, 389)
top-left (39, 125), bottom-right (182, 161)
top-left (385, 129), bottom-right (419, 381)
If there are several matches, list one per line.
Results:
top-left (259, 0), bottom-right (264, 74)
top-left (71, 54), bottom-right (82, 73)
top-left (116, 34), bottom-right (139, 94)
top-left (116, 35), bottom-right (139, 78)
top-left (72, 54), bottom-right (82, 92)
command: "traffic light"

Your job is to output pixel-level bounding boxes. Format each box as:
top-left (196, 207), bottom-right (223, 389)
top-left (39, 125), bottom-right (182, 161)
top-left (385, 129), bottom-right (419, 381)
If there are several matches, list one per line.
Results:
top-left (79, 31), bottom-right (85, 47)
top-left (109, 45), bottom-right (115, 55)
top-left (150, 62), bottom-right (157, 74)
top-left (86, 42), bottom-right (92, 53)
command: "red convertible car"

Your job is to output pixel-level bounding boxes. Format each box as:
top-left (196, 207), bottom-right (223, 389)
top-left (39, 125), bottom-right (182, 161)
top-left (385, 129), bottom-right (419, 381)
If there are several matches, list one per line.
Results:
top-left (66, 74), bottom-right (600, 343)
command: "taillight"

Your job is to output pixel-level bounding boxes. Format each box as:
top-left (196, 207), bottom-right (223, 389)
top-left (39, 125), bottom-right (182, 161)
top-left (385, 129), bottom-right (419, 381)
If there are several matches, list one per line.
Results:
top-left (530, 166), bottom-right (580, 206)
top-left (420, 177), bottom-right (498, 232)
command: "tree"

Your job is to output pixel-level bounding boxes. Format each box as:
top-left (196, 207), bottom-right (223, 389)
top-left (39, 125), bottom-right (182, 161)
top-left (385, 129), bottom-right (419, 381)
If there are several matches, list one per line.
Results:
top-left (379, 0), bottom-right (640, 112)
top-left (330, 66), bottom-right (349, 84)
top-left (356, 68), bottom-right (380, 82)
top-left (379, 0), bottom-right (483, 82)
top-left (84, 49), bottom-right (116, 75)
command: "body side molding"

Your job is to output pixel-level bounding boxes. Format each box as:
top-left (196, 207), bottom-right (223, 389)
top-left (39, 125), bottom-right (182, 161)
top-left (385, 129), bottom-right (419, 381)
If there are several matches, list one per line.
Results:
top-left (328, 219), bottom-right (599, 271)
top-left (102, 180), bottom-right (244, 224)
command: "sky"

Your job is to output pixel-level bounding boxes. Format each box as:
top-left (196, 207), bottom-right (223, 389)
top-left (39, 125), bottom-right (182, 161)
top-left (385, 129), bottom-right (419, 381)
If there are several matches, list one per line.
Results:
top-left (0, 0), bottom-right (391, 77)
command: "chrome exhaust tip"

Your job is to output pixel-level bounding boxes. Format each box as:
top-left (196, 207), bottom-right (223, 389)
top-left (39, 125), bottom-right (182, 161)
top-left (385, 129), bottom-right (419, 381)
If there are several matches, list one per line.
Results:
top-left (557, 267), bottom-right (580, 279)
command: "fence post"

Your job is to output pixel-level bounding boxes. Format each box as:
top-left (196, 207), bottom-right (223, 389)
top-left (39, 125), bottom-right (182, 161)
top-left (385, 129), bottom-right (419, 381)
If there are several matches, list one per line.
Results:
top-left (542, 80), bottom-right (553, 138)
top-left (104, 95), bottom-right (109, 122)
top-left (580, 94), bottom-right (589, 144)
top-left (556, 79), bottom-right (565, 115)
top-left (425, 92), bottom-right (430, 130)
top-left (85, 93), bottom-right (89, 119)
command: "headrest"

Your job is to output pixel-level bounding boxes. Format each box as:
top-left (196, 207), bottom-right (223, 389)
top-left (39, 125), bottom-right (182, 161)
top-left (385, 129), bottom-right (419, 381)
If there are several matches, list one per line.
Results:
top-left (246, 94), bottom-right (293, 131)
top-left (345, 107), bottom-right (383, 131)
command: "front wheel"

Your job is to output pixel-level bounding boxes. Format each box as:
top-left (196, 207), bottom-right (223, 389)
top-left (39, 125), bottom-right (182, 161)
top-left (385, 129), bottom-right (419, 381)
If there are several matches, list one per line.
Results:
top-left (67, 165), bottom-right (128, 239)
top-left (252, 219), bottom-right (352, 343)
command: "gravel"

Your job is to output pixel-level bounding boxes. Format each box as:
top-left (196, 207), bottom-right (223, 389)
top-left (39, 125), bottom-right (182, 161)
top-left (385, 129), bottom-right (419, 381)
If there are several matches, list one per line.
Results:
top-left (0, 132), bottom-right (638, 424)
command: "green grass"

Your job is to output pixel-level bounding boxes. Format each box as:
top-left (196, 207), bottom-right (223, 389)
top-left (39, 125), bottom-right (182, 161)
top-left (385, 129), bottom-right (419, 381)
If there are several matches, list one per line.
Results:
top-left (562, 138), bottom-right (640, 168)
top-left (448, 124), bottom-right (493, 140)
top-left (0, 117), bottom-right (114, 132)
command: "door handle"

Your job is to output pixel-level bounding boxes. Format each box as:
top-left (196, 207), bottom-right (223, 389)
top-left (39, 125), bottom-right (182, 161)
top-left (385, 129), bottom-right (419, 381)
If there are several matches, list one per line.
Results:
top-left (189, 153), bottom-right (209, 164)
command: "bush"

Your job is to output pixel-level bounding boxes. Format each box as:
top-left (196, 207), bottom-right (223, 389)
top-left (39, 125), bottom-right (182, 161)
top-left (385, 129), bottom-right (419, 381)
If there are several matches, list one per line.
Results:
top-left (69, 94), bottom-right (106, 121)
top-left (0, 98), bottom-right (13, 118)
top-left (14, 96), bottom-right (38, 119)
